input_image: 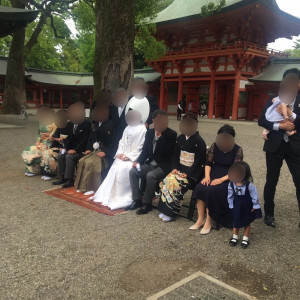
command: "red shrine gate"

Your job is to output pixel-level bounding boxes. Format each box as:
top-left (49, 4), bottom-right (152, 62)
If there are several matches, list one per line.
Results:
top-left (147, 0), bottom-right (300, 120)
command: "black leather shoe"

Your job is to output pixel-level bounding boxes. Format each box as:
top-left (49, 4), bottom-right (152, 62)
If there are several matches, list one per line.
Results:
top-left (264, 215), bottom-right (276, 228)
top-left (136, 205), bottom-right (152, 215)
top-left (62, 180), bottom-right (74, 188)
top-left (52, 178), bottom-right (67, 185)
top-left (126, 200), bottom-right (142, 211)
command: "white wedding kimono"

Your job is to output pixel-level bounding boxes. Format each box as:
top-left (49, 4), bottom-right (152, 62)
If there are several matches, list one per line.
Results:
top-left (93, 123), bottom-right (146, 210)
top-left (125, 97), bottom-right (150, 124)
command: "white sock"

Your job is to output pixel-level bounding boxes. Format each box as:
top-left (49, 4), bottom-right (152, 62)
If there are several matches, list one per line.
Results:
top-left (233, 234), bottom-right (239, 240)
top-left (162, 215), bottom-right (172, 222)
top-left (84, 191), bottom-right (95, 196)
top-left (242, 236), bottom-right (249, 241)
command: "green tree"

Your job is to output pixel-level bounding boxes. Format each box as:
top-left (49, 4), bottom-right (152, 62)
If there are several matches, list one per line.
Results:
top-left (201, 0), bottom-right (226, 17)
top-left (285, 39), bottom-right (300, 58)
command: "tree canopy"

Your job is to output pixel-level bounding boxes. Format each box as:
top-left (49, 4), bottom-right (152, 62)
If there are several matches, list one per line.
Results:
top-left (0, 0), bottom-right (173, 72)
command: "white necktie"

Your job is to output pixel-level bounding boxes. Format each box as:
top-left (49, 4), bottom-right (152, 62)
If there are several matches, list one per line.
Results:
top-left (73, 124), bottom-right (78, 134)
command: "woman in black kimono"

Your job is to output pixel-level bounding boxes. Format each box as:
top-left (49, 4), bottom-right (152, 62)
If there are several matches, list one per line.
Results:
top-left (158, 113), bottom-right (207, 222)
top-left (190, 124), bottom-right (243, 234)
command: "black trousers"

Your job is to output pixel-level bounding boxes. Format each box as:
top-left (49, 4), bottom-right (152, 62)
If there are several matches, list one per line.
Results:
top-left (177, 109), bottom-right (182, 121)
top-left (57, 153), bottom-right (81, 180)
top-left (129, 164), bottom-right (165, 205)
top-left (264, 140), bottom-right (300, 216)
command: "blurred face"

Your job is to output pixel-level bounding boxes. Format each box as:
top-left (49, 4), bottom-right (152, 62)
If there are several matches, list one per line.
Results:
top-left (68, 103), bottom-right (85, 124)
top-left (92, 106), bottom-right (109, 123)
top-left (279, 73), bottom-right (299, 104)
top-left (131, 80), bottom-right (148, 99)
top-left (112, 90), bottom-right (129, 108)
top-left (153, 114), bottom-right (168, 133)
top-left (55, 112), bottom-right (68, 128)
top-left (216, 132), bottom-right (235, 153)
top-left (125, 110), bottom-right (142, 126)
top-left (228, 168), bottom-right (245, 184)
top-left (179, 118), bottom-right (198, 136)
top-left (37, 107), bottom-right (55, 124)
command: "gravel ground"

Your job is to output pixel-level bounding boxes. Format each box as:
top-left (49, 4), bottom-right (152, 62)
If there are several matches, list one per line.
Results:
top-left (0, 114), bottom-right (299, 300)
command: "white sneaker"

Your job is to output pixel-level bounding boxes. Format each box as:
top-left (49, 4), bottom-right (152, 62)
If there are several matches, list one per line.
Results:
top-left (76, 190), bottom-right (81, 193)
top-left (88, 196), bottom-right (95, 201)
top-left (84, 191), bottom-right (94, 196)
top-left (43, 176), bottom-right (52, 181)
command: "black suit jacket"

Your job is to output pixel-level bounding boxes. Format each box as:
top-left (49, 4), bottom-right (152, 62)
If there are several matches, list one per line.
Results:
top-left (258, 95), bottom-right (300, 154)
top-left (64, 120), bottom-right (91, 154)
top-left (109, 104), bottom-right (127, 155)
top-left (86, 120), bottom-right (114, 158)
top-left (136, 127), bottom-right (177, 174)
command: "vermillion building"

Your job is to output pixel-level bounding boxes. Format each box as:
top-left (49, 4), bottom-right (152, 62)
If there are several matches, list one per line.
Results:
top-left (147, 0), bottom-right (300, 120)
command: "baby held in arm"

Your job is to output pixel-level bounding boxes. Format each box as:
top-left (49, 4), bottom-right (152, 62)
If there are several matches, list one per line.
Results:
top-left (262, 97), bottom-right (296, 140)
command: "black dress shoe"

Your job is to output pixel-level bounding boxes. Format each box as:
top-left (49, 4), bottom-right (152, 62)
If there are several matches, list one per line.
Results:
top-left (136, 205), bottom-right (152, 215)
top-left (52, 178), bottom-right (67, 185)
top-left (126, 200), bottom-right (142, 211)
top-left (264, 215), bottom-right (276, 228)
top-left (62, 179), bottom-right (74, 188)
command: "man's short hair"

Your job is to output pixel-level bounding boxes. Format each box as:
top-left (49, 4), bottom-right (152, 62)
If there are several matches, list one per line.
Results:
top-left (152, 109), bottom-right (168, 119)
top-left (283, 68), bottom-right (300, 80)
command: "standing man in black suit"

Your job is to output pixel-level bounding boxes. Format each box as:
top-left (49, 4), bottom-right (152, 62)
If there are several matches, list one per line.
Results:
top-left (129, 109), bottom-right (177, 214)
top-left (109, 88), bottom-right (129, 161)
top-left (53, 101), bottom-right (91, 188)
top-left (258, 68), bottom-right (300, 228)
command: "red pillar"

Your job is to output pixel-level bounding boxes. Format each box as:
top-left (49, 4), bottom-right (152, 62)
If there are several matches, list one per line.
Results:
top-left (177, 73), bottom-right (183, 103)
top-left (208, 73), bottom-right (215, 119)
top-left (231, 69), bottom-right (241, 120)
top-left (40, 88), bottom-right (43, 106)
top-left (59, 89), bottom-right (63, 109)
top-left (159, 74), bottom-right (165, 109)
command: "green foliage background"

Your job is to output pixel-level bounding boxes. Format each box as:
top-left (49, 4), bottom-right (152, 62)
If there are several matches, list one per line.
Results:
top-left (0, 0), bottom-right (173, 72)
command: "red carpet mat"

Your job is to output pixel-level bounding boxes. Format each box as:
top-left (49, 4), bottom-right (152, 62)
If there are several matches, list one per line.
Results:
top-left (44, 187), bottom-right (125, 216)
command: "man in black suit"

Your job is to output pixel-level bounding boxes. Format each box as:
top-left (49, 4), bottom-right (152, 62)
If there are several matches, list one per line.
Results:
top-left (53, 101), bottom-right (91, 188)
top-left (129, 109), bottom-right (177, 214)
top-left (258, 68), bottom-right (300, 228)
top-left (109, 88), bottom-right (129, 160)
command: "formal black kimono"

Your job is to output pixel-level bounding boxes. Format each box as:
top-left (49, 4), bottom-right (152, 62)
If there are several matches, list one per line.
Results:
top-left (158, 132), bottom-right (207, 218)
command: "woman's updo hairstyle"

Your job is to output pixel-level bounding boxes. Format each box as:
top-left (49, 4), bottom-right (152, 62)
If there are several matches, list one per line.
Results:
top-left (217, 124), bottom-right (236, 137)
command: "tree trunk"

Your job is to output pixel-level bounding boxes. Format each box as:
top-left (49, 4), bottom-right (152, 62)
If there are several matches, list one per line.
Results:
top-left (2, 0), bottom-right (27, 114)
top-left (93, 0), bottom-right (135, 100)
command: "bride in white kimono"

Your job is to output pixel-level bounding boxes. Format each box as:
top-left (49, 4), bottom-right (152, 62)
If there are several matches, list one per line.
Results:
top-left (91, 110), bottom-right (146, 210)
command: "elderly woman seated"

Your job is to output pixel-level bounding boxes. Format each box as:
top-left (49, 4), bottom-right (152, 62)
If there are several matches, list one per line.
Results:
top-left (157, 113), bottom-right (207, 222)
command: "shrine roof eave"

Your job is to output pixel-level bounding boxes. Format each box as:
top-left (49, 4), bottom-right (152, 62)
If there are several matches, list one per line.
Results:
top-left (152, 0), bottom-right (300, 27)
top-left (0, 5), bottom-right (40, 38)
top-left (249, 58), bottom-right (300, 83)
